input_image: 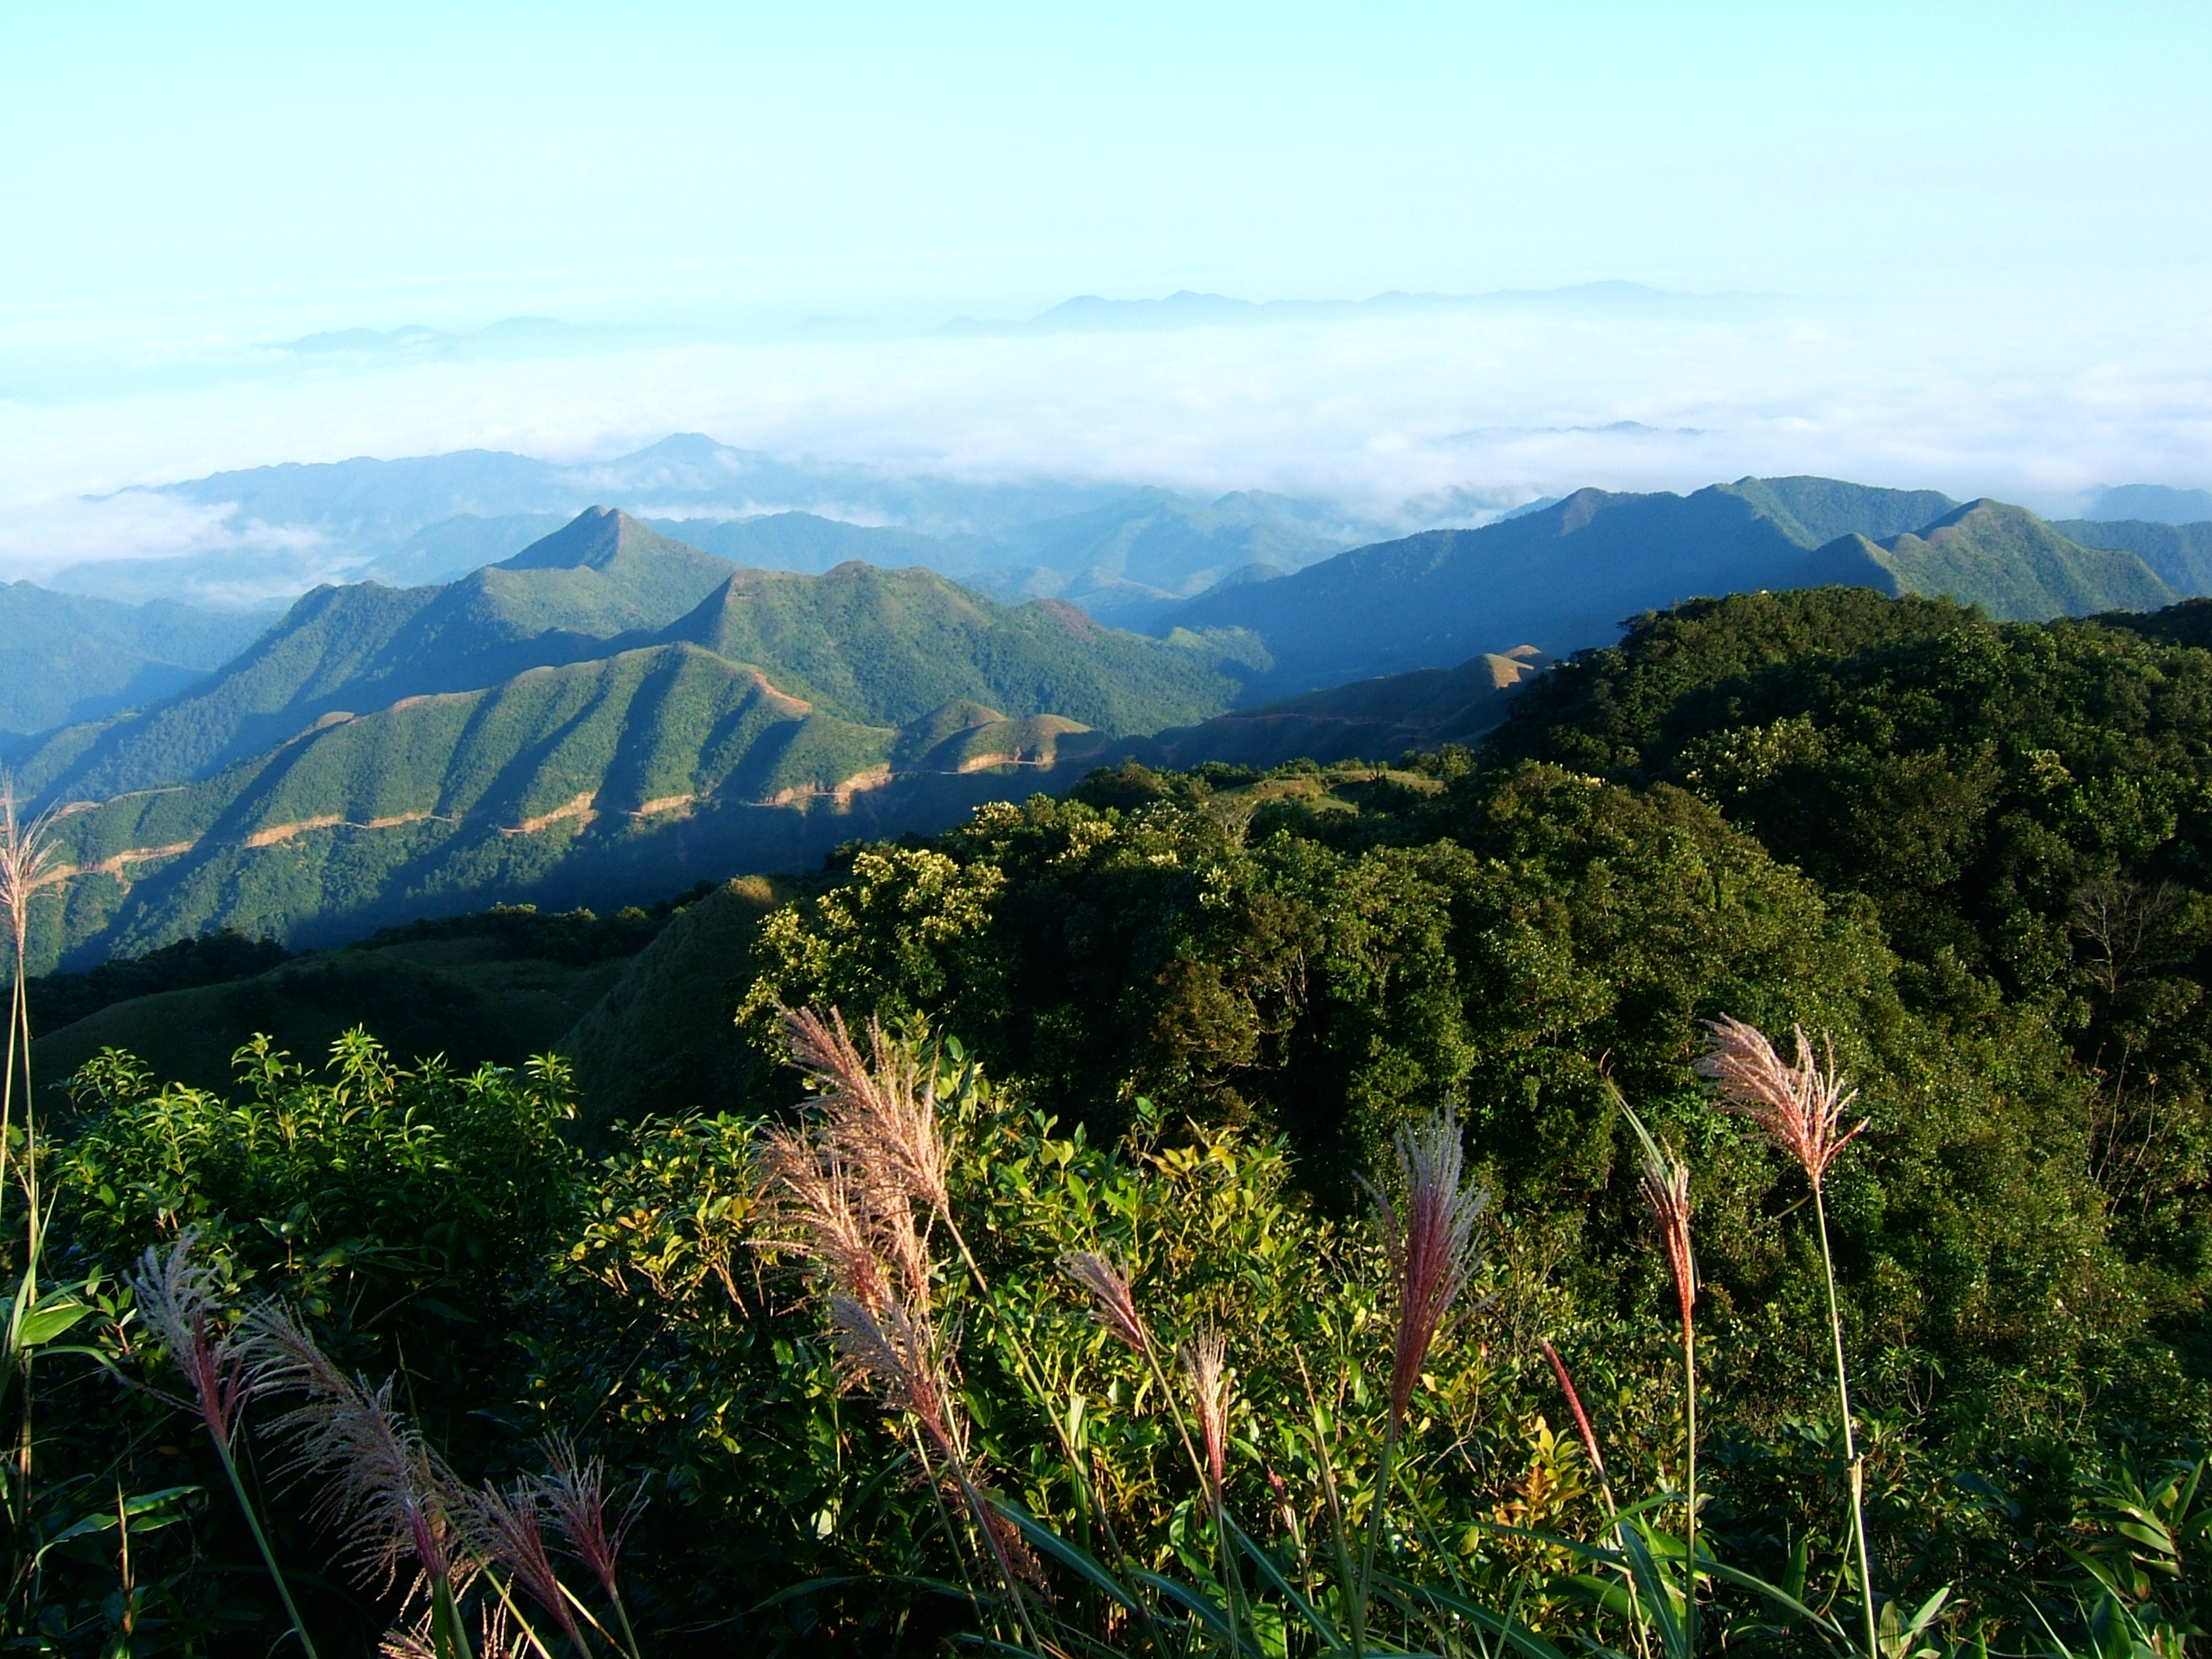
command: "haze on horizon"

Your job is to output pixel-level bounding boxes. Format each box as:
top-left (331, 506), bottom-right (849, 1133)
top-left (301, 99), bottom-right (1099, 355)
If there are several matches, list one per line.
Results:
top-left (2, 0), bottom-right (2208, 570)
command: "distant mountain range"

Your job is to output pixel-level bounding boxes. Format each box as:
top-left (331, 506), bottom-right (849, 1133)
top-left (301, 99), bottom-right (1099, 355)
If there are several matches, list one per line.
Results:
top-left (2078, 485), bottom-right (2212, 525)
top-left (0, 585), bottom-right (269, 737)
top-left (11, 475), bottom-right (2212, 971)
top-left (42, 436), bottom-right (1379, 614)
top-left (1158, 476), bottom-right (2184, 694)
top-left (9, 510), bottom-right (1232, 971)
top-left (937, 282), bottom-right (1780, 336)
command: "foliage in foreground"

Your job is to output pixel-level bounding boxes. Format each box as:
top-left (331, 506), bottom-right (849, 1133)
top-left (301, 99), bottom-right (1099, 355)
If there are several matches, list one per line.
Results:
top-left (0, 1013), bottom-right (2197, 1656)
top-left (8, 587), bottom-right (2212, 1651)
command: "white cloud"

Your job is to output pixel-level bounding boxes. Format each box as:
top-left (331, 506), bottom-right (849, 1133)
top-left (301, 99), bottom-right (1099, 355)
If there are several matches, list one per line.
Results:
top-left (0, 491), bottom-right (246, 576)
top-left (2, 280), bottom-right (2209, 571)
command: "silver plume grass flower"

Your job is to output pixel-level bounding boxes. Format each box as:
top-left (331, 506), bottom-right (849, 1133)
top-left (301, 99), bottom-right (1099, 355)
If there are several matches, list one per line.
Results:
top-left (1367, 1106), bottom-right (1487, 1433)
top-left (1635, 1125), bottom-right (1697, 1337)
top-left (784, 1005), bottom-right (951, 1218)
top-left (0, 776), bottom-right (62, 968)
top-left (1699, 1014), bottom-right (1880, 1658)
top-left (242, 1304), bottom-right (464, 1591)
top-left (1697, 1015), bottom-right (1867, 1191)
top-left (828, 1290), bottom-right (964, 1460)
top-left (457, 1479), bottom-right (586, 1653)
top-left (128, 1230), bottom-right (252, 1444)
top-left (538, 1437), bottom-right (636, 1612)
top-left (1062, 1250), bottom-right (1149, 1354)
top-left (1181, 1327), bottom-right (1231, 1507)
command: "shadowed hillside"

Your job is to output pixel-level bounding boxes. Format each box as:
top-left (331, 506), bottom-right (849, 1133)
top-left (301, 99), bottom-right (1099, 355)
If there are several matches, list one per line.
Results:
top-left (0, 584), bottom-right (270, 736)
top-left (1160, 476), bottom-right (2180, 693)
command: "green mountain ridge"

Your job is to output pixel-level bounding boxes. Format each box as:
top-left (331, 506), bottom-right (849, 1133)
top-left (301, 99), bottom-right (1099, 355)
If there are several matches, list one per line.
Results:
top-left (0, 583), bottom-right (270, 736)
top-left (15, 509), bottom-right (744, 804)
top-left (1159, 476), bottom-right (2184, 693)
top-left (662, 559), bottom-right (1233, 730)
top-left (1788, 500), bottom-right (2175, 619)
top-left (2058, 516), bottom-right (2212, 593)
top-left (14, 510), bottom-right (1229, 971)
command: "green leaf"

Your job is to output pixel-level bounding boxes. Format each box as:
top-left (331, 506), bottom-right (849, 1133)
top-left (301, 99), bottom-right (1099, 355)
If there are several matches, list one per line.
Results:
top-left (1369, 1571), bottom-right (1574, 1659)
top-left (1224, 1515), bottom-right (1346, 1650)
top-left (16, 1299), bottom-right (92, 1348)
top-left (986, 1496), bottom-right (1143, 1614)
top-left (1616, 1520), bottom-right (1689, 1659)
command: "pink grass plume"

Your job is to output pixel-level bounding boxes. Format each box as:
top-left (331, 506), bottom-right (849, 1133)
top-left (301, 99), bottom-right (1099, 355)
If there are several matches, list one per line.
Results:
top-left (1697, 1015), bottom-right (1867, 1191)
top-left (1367, 1107), bottom-right (1487, 1434)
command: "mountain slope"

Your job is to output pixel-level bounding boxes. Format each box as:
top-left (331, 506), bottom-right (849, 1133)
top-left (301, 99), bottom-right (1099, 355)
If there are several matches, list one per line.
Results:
top-left (28, 643), bottom-right (887, 965)
top-left (0, 585), bottom-right (270, 736)
top-left (1722, 475), bottom-right (1956, 545)
top-left (19, 647), bottom-right (1120, 972)
top-left (2057, 517), bottom-right (2212, 594)
top-left (1791, 502), bottom-right (2175, 620)
top-left (1157, 478), bottom-right (1862, 689)
top-left (661, 562), bottom-right (1235, 732)
top-left (558, 876), bottom-right (788, 1123)
top-left (16, 510), bottom-right (738, 804)
top-left (1124, 648), bottom-right (1548, 770)
top-left (1162, 478), bottom-right (2170, 693)
top-left (15, 513), bottom-right (1241, 970)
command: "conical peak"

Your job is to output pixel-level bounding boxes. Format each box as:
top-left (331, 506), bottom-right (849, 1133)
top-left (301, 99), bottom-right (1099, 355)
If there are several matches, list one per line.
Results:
top-left (496, 506), bottom-right (666, 572)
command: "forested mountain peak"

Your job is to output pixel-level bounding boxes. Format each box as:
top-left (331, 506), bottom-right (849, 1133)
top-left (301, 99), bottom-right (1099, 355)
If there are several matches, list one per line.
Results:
top-left (1833, 498), bottom-right (2177, 620)
top-left (1717, 474), bottom-right (1959, 546)
top-left (1159, 477), bottom-right (2189, 692)
top-left (493, 505), bottom-right (683, 573)
top-left (656, 556), bottom-right (1235, 729)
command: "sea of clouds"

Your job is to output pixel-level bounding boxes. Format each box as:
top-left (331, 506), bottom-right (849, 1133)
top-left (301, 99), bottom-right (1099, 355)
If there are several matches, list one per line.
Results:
top-left (2, 280), bottom-right (2208, 577)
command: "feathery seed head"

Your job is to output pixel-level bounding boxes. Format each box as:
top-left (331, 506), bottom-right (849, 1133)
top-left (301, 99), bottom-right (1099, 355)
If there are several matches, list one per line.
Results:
top-left (828, 1289), bottom-right (962, 1459)
top-left (0, 776), bottom-right (63, 964)
top-left (1062, 1250), bottom-right (1149, 1354)
top-left (128, 1230), bottom-right (252, 1444)
top-left (757, 1129), bottom-right (903, 1309)
top-left (1366, 1106), bottom-right (1488, 1435)
top-left (1697, 1015), bottom-right (1867, 1192)
top-left (538, 1438), bottom-right (635, 1607)
top-left (240, 1305), bottom-right (464, 1588)
top-left (1616, 1090), bottom-right (1698, 1336)
top-left (1181, 1327), bottom-right (1232, 1504)
top-left (459, 1480), bottom-right (586, 1652)
top-left (1539, 1339), bottom-right (1609, 1484)
top-left (784, 1005), bottom-right (951, 1218)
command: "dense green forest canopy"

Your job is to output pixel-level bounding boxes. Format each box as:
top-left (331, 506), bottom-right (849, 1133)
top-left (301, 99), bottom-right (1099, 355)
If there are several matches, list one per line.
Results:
top-left (10, 585), bottom-right (2212, 1654)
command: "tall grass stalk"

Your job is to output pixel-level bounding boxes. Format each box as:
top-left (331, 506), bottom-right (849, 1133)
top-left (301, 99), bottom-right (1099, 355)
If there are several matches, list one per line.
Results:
top-left (763, 1008), bottom-right (1042, 1648)
top-left (1539, 1339), bottom-right (1657, 1659)
top-left (1358, 1107), bottom-right (1486, 1658)
top-left (128, 1235), bottom-right (322, 1657)
top-left (1616, 1090), bottom-right (1699, 1654)
top-left (0, 777), bottom-right (59, 1602)
top-left (1700, 1016), bottom-right (1876, 1658)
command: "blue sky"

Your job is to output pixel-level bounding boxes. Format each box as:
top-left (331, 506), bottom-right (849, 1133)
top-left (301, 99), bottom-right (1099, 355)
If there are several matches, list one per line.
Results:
top-left (0, 0), bottom-right (2207, 557)
top-left (9, 0), bottom-right (2207, 326)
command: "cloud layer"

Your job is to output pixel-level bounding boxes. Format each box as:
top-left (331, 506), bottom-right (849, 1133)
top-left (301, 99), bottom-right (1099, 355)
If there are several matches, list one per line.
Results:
top-left (2, 282), bottom-right (2209, 575)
